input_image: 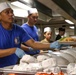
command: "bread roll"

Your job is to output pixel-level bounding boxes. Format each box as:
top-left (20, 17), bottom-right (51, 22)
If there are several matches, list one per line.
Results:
top-left (67, 63), bottom-right (76, 74)
top-left (61, 37), bottom-right (76, 42)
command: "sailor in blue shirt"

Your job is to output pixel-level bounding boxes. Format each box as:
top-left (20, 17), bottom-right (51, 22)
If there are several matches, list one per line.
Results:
top-left (0, 2), bottom-right (62, 68)
top-left (0, 2), bottom-right (32, 67)
top-left (21, 8), bottom-right (40, 55)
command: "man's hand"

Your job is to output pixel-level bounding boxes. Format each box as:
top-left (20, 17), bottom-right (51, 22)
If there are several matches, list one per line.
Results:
top-left (50, 41), bottom-right (61, 49)
top-left (15, 48), bottom-right (25, 58)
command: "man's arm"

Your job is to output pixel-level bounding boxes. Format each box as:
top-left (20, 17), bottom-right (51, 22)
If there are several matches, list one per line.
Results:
top-left (24, 39), bottom-right (50, 50)
top-left (24, 39), bottom-right (61, 51)
top-left (0, 48), bottom-right (16, 58)
top-left (21, 44), bottom-right (30, 51)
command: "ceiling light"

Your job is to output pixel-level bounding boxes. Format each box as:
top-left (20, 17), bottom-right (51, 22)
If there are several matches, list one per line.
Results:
top-left (69, 26), bottom-right (74, 29)
top-left (14, 9), bottom-right (28, 17)
top-left (65, 19), bottom-right (74, 24)
top-left (21, 0), bottom-right (31, 3)
top-left (11, 1), bottom-right (31, 10)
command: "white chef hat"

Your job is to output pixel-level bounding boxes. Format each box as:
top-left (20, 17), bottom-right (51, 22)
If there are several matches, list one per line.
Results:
top-left (0, 2), bottom-right (11, 13)
top-left (28, 8), bottom-right (38, 15)
top-left (44, 27), bottom-right (52, 32)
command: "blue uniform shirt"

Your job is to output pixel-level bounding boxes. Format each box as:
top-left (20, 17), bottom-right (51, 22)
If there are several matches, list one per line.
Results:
top-left (21, 23), bottom-right (40, 55)
top-left (0, 23), bottom-right (31, 68)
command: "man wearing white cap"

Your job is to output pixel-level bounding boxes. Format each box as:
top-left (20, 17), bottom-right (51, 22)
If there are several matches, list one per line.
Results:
top-left (40, 27), bottom-right (53, 52)
top-left (21, 8), bottom-right (40, 55)
top-left (0, 2), bottom-right (62, 68)
top-left (41, 27), bottom-right (53, 43)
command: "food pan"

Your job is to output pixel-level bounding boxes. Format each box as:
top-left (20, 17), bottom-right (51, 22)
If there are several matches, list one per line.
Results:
top-left (0, 65), bottom-right (36, 75)
top-left (0, 65), bottom-right (67, 75)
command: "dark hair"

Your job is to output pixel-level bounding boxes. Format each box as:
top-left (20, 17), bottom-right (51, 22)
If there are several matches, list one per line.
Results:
top-left (59, 27), bottom-right (65, 31)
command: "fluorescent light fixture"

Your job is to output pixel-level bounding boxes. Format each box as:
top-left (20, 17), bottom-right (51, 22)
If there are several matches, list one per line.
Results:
top-left (65, 19), bottom-right (74, 24)
top-left (21, 0), bottom-right (31, 3)
top-left (11, 1), bottom-right (32, 17)
top-left (69, 26), bottom-right (74, 29)
top-left (11, 1), bottom-right (31, 10)
top-left (14, 9), bottom-right (28, 17)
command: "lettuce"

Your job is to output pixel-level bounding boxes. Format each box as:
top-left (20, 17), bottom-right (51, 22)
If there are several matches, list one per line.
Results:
top-left (59, 37), bottom-right (66, 41)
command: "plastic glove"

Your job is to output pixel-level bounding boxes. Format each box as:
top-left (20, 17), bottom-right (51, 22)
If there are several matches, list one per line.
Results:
top-left (60, 44), bottom-right (69, 47)
top-left (27, 47), bottom-right (40, 55)
top-left (15, 48), bottom-right (25, 58)
top-left (28, 47), bottom-right (34, 51)
top-left (50, 41), bottom-right (61, 49)
top-left (48, 50), bottom-right (53, 53)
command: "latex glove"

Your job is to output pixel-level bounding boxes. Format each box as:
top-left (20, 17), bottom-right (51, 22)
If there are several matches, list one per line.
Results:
top-left (48, 50), bottom-right (53, 53)
top-left (28, 47), bottom-right (34, 51)
top-left (15, 48), bottom-right (25, 58)
top-left (28, 47), bottom-right (40, 55)
top-left (50, 41), bottom-right (61, 49)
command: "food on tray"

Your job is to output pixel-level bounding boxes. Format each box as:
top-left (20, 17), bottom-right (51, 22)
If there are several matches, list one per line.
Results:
top-left (59, 37), bottom-right (76, 42)
top-left (41, 58), bottom-right (56, 69)
top-left (35, 72), bottom-right (50, 75)
top-left (50, 73), bottom-right (54, 75)
top-left (35, 72), bottom-right (55, 75)
top-left (13, 65), bottom-right (21, 71)
top-left (13, 63), bottom-right (43, 72)
top-left (67, 63), bottom-right (76, 74)
top-left (19, 62), bottom-right (28, 66)
top-left (43, 66), bottom-right (60, 73)
top-left (13, 63), bottom-right (28, 71)
top-left (59, 37), bottom-right (66, 41)
top-left (57, 71), bottom-right (64, 75)
top-left (8, 53), bottom-right (70, 74)
top-left (24, 63), bottom-right (43, 72)
top-left (37, 55), bottom-right (50, 62)
top-left (35, 71), bottom-right (65, 75)
top-left (8, 73), bottom-right (17, 75)
top-left (20, 55), bottom-right (37, 64)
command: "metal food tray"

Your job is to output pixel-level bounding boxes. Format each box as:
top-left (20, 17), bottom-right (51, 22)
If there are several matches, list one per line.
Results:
top-left (0, 65), bottom-right (36, 75)
top-left (0, 65), bottom-right (67, 75)
top-left (33, 53), bottom-right (53, 58)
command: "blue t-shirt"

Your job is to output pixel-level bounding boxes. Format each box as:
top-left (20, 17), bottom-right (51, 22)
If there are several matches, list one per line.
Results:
top-left (21, 23), bottom-right (40, 55)
top-left (0, 23), bottom-right (31, 68)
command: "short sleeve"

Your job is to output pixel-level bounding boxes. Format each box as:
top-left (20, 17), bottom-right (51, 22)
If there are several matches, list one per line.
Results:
top-left (20, 27), bottom-right (32, 43)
